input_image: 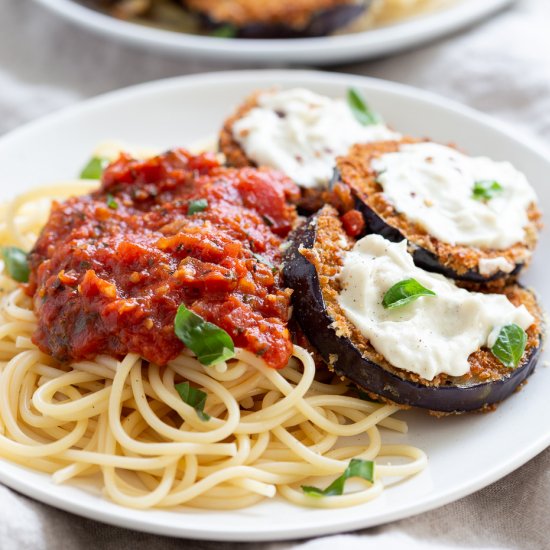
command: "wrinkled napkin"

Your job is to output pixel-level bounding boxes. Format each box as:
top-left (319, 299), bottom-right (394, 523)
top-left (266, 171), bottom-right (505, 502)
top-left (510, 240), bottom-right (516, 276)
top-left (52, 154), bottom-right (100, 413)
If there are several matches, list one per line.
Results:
top-left (0, 0), bottom-right (549, 548)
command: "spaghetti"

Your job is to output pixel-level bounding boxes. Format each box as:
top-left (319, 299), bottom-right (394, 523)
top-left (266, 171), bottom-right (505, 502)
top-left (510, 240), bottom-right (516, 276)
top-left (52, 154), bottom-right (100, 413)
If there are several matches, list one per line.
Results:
top-left (0, 176), bottom-right (427, 510)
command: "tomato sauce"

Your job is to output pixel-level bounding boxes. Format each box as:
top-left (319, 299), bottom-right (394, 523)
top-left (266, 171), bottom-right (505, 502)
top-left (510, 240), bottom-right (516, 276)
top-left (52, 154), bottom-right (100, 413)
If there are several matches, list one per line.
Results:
top-left (28, 149), bottom-right (299, 369)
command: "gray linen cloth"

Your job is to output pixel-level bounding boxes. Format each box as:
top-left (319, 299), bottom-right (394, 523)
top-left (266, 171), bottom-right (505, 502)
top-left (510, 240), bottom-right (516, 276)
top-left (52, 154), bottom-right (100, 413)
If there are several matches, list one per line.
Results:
top-left (1, 0), bottom-right (549, 548)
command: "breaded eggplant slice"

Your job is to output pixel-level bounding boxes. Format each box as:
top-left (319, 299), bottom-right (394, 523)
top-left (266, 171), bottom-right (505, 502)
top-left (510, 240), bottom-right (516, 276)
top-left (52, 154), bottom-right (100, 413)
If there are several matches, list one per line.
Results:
top-left (283, 206), bottom-right (543, 414)
top-left (184, 0), bottom-right (371, 38)
top-left (221, 91), bottom-right (326, 212)
top-left (333, 138), bottom-right (541, 284)
top-left (220, 88), bottom-right (399, 213)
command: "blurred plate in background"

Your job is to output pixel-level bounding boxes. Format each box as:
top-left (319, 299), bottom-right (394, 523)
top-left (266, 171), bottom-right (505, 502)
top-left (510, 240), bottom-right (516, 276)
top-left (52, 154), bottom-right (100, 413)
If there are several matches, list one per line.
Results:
top-left (32, 0), bottom-right (514, 65)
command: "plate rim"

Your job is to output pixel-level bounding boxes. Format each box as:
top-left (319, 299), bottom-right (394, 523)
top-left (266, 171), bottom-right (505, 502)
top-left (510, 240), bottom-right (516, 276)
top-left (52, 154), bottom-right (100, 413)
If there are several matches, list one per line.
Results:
top-left (0, 69), bottom-right (549, 541)
top-left (31, 0), bottom-right (515, 64)
top-left (2, 68), bottom-right (548, 161)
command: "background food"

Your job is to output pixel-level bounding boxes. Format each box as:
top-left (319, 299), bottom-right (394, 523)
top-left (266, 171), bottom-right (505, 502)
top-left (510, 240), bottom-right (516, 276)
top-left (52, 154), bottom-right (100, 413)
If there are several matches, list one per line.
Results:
top-left (80, 0), bottom-right (452, 37)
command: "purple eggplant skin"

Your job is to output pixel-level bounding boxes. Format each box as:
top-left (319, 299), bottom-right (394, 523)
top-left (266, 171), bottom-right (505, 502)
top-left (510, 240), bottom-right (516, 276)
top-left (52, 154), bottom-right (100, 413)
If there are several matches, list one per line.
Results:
top-left (200, 2), bottom-right (372, 39)
top-left (354, 196), bottom-right (524, 283)
top-left (283, 214), bottom-right (541, 413)
top-left (328, 168), bottom-right (525, 283)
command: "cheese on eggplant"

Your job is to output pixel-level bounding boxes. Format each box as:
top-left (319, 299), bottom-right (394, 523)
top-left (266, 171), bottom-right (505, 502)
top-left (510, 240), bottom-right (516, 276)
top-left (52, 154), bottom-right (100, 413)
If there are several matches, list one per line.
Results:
top-left (337, 234), bottom-right (534, 381)
top-left (372, 142), bottom-right (537, 250)
top-left (232, 88), bottom-right (400, 189)
top-left (478, 256), bottom-right (516, 276)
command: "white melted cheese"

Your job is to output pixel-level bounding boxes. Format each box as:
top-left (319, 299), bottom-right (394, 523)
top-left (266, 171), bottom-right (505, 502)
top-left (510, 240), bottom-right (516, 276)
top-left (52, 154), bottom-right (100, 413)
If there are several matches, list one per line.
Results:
top-left (232, 88), bottom-right (400, 189)
top-left (478, 256), bottom-right (515, 277)
top-left (337, 234), bottom-right (534, 381)
top-left (372, 142), bottom-right (537, 249)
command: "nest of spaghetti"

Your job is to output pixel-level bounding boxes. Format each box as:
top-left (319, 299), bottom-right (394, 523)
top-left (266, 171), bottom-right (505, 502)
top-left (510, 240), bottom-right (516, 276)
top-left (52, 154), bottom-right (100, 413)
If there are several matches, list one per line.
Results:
top-left (0, 148), bottom-right (426, 510)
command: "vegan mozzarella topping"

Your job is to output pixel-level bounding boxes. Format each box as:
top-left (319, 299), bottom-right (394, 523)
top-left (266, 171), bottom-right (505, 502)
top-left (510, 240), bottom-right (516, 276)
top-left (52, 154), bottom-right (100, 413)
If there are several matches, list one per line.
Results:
top-left (232, 88), bottom-right (400, 189)
top-left (478, 256), bottom-right (516, 277)
top-left (372, 142), bottom-right (537, 249)
top-left (337, 234), bottom-right (534, 381)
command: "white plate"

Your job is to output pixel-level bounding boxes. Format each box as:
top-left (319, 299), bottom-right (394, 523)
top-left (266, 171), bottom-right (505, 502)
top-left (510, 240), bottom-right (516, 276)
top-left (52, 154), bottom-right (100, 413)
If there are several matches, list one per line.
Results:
top-left (0, 70), bottom-right (549, 541)
top-left (32, 0), bottom-right (514, 65)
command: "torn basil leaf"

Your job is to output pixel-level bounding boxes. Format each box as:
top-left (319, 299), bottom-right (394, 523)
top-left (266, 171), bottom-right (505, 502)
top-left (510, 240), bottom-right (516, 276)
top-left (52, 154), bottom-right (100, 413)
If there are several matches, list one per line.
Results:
top-left (175, 381), bottom-right (210, 421)
top-left (1, 247), bottom-right (30, 283)
top-left (347, 88), bottom-right (381, 126)
top-left (302, 459), bottom-right (375, 497)
top-left (188, 199), bottom-right (208, 215)
top-left (211, 25), bottom-right (237, 38)
top-left (80, 156), bottom-right (109, 180)
top-left (472, 180), bottom-right (503, 201)
top-left (382, 278), bottom-right (436, 310)
top-left (174, 304), bottom-right (235, 366)
top-left (491, 324), bottom-right (528, 368)
top-left (106, 194), bottom-right (118, 210)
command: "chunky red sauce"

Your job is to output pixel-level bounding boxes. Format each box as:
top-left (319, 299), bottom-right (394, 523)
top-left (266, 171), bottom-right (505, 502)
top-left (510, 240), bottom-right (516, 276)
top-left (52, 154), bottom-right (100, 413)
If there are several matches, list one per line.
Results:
top-left (341, 209), bottom-right (365, 238)
top-left (28, 149), bottom-right (299, 369)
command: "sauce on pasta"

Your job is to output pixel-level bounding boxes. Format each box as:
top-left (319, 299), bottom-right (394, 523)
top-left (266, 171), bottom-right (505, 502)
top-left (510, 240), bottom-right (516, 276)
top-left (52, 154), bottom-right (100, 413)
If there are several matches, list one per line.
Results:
top-left (0, 145), bottom-right (427, 511)
top-left (27, 149), bottom-right (298, 368)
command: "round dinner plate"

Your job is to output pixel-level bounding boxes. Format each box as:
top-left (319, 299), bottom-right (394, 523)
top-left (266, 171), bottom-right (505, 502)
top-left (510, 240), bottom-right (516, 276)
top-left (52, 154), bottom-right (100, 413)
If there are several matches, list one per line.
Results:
top-left (32, 0), bottom-right (515, 65)
top-left (0, 70), bottom-right (549, 541)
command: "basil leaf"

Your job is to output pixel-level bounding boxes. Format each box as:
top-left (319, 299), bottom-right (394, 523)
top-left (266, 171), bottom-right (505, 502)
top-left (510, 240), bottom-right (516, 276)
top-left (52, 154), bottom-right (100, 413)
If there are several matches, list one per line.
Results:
top-left (347, 88), bottom-right (381, 126)
top-left (472, 180), bottom-right (503, 201)
top-left (188, 199), bottom-right (208, 215)
top-left (261, 215), bottom-right (274, 227)
top-left (491, 324), bottom-right (527, 368)
top-left (80, 157), bottom-right (109, 179)
top-left (211, 25), bottom-right (237, 38)
top-left (382, 278), bottom-right (436, 310)
top-left (174, 304), bottom-right (235, 366)
top-left (1, 247), bottom-right (30, 283)
top-left (106, 194), bottom-right (118, 210)
top-left (302, 459), bottom-right (375, 497)
top-left (175, 381), bottom-right (210, 421)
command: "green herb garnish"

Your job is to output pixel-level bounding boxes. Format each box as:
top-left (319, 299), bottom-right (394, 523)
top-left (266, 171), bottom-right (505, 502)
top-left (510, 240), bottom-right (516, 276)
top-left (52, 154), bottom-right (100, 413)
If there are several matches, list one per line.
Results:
top-left (382, 278), bottom-right (436, 310)
top-left (347, 88), bottom-right (381, 126)
top-left (210, 25), bottom-right (237, 38)
top-left (261, 215), bottom-right (274, 227)
top-left (1, 247), bottom-right (30, 283)
top-left (188, 199), bottom-right (208, 215)
top-left (472, 180), bottom-right (503, 201)
top-left (175, 381), bottom-right (210, 421)
top-left (174, 304), bottom-right (235, 366)
top-left (301, 459), bottom-right (375, 497)
top-left (80, 157), bottom-right (109, 180)
top-left (491, 324), bottom-right (527, 368)
top-left (106, 194), bottom-right (118, 210)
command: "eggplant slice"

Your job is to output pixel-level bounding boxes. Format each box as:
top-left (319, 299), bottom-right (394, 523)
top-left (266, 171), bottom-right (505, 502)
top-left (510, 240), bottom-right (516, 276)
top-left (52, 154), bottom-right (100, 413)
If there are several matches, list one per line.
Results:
top-left (220, 91), bottom-right (325, 213)
top-left (220, 90), bottom-right (326, 214)
top-left (220, 88), bottom-right (401, 214)
top-left (184, 0), bottom-right (372, 38)
top-left (333, 139), bottom-right (542, 284)
top-left (283, 206), bottom-right (543, 413)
